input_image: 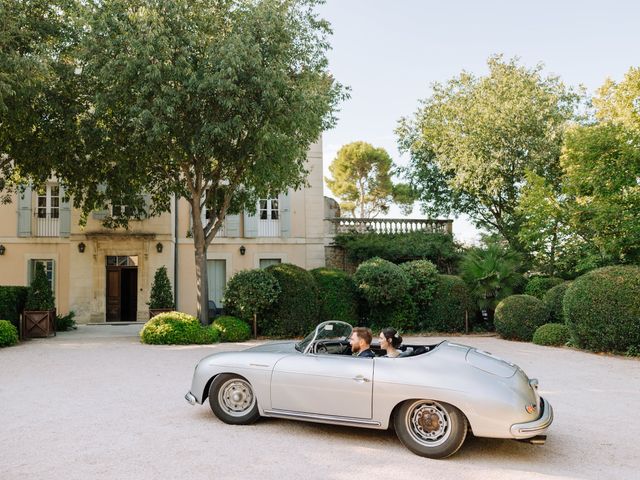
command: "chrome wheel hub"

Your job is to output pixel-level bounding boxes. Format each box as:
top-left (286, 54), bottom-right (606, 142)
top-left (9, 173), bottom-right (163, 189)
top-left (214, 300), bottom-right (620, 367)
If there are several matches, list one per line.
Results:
top-left (406, 401), bottom-right (451, 447)
top-left (218, 379), bottom-right (255, 417)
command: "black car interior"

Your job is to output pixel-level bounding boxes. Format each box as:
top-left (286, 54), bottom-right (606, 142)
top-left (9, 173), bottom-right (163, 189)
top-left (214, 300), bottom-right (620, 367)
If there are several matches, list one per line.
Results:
top-left (311, 339), bottom-right (438, 357)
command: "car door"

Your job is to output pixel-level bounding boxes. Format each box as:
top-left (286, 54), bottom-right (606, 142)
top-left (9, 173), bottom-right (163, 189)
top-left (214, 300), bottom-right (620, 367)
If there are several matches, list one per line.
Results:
top-left (270, 354), bottom-right (374, 419)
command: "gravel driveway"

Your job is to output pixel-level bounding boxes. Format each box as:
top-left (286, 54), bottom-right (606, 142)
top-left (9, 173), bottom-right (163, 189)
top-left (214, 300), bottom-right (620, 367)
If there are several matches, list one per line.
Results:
top-left (1, 325), bottom-right (638, 480)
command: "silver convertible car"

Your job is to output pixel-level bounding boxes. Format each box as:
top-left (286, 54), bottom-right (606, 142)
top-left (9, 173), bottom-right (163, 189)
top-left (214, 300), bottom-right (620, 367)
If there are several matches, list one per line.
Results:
top-left (185, 321), bottom-right (553, 458)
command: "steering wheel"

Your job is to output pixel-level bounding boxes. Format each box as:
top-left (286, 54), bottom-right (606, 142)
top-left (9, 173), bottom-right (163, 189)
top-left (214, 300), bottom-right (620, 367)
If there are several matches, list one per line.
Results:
top-left (313, 341), bottom-right (329, 354)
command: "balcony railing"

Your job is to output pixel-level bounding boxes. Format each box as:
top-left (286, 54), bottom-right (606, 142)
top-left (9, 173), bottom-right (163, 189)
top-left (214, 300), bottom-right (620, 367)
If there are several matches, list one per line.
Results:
top-left (326, 217), bottom-right (453, 235)
top-left (35, 214), bottom-right (60, 237)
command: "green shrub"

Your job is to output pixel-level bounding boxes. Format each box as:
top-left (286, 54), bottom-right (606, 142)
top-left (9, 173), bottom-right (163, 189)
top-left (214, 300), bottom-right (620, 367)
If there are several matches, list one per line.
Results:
top-left (422, 275), bottom-right (475, 333)
top-left (261, 264), bottom-right (320, 337)
top-left (223, 269), bottom-right (280, 329)
top-left (399, 260), bottom-right (439, 308)
top-left (494, 295), bottom-right (550, 341)
top-left (311, 268), bottom-right (359, 325)
top-left (55, 311), bottom-right (77, 332)
top-left (148, 266), bottom-right (174, 309)
top-left (333, 231), bottom-right (462, 273)
top-left (25, 263), bottom-right (55, 311)
top-left (533, 323), bottom-right (571, 346)
top-left (524, 276), bottom-right (564, 299)
top-left (563, 265), bottom-right (640, 353)
top-left (140, 311), bottom-right (218, 345)
top-left (0, 286), bottom-right (29, 330)
top-left (354, 257), bottom-right (416, 331)
top-left (542, 282), bottom-right (572, 323)
top-left (354, 257), bottom-right (409, 306)
top-left (213, 316), bottom-right (251, 342)
top-left (0, 320), bottom-right (19, 347)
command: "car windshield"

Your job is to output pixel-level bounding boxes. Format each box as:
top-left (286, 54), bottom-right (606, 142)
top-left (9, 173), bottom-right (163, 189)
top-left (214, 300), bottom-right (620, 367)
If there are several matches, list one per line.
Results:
top-left (295, 321), bottom-right (353, 353)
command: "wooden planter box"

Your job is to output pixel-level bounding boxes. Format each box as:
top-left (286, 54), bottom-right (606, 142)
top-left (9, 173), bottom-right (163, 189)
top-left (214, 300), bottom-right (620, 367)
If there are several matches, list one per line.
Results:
top-left (149, 308), bottom-right (174, 319)
top-left (22, 309), bottom-right (56, 339)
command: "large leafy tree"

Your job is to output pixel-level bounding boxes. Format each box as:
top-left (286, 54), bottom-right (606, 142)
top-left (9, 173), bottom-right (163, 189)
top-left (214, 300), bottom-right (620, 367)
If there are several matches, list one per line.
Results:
top-left (398, 55), bottom-right (579, 250)
top-left (0, 0), bottom-right (81, 201)
top-left (66, 0), bottom-right (345, 324)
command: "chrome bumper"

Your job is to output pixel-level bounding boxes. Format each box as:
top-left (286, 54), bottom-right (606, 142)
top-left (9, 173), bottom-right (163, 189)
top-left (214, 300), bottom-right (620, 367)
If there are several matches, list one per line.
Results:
top-left (185, 392), bottom-right (196, 405)
top-left (510, 397), bottom-right (553, 438)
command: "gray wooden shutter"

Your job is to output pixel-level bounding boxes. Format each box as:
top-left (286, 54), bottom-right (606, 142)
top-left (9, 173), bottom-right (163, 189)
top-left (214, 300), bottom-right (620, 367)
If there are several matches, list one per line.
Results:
top-left (243, 208), bottom-right (258, 238)
top-left (59, 185), bottom-right (71, 237)
top-left (224, 214), bottom-right (240, 237)
top-left (142, 193), bottom-right (152, 219)
top-left (279, 189), bottom-right (291, 238)
top-left (17, 185), bottom-right (33, 237)
top-left (92, 184), bottom-right (109, 220)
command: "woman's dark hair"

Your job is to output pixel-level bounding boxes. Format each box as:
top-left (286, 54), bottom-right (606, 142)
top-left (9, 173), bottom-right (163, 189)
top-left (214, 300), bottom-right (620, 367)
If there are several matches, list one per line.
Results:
top-left (381, 328), bottom-right (402, 348)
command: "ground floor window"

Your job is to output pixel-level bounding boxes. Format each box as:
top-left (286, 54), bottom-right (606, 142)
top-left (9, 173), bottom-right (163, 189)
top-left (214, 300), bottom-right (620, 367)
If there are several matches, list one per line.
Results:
top-left (29, 259), bottom-right (55, 295)
top-left (259, 258), bottom-right (282, 269)
top-left (207, 259), bottom-right (226, 308)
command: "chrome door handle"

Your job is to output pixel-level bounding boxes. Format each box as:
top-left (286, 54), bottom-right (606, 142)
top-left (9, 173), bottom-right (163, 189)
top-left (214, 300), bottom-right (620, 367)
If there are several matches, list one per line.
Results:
top-left (353, 375), bottom-right (370, 383)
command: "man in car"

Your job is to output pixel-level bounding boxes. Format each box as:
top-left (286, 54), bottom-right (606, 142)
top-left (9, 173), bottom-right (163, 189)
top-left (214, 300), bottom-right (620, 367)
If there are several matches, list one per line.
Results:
top-left (349, 327), bottom-right (375, 358)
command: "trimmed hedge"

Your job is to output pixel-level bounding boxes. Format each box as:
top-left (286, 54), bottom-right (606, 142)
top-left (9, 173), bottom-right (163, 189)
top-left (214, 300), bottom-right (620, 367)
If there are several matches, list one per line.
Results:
top-left (0, 286), bottom-right (29, 330)
top-left (399, 260), bottom-right (439, 309)
top-left (140, 311), bottom-right (219, 345)
top-left (422, 275), bottom-right (474, 333)
top-left (563, 265), bottom-right (640, 352)
top-left (0, 320), bottom-right (19, 347)
top-left (494, 295), bottom-right (550, 341)
top-left (354, 257), bottom-right (409, 307)
top-left (311, 268), bottom-right (359, 325)
top-left (533, 323), bottom-right (570, 346)
top-left (213, 316), bottom-right (251, 342)
top-left (524, 276), bottom-right (564, 299)
top-left (354, 257), bottom-right (416, 331)
top-left (223, 269), bottom-right (280, 322)
top-left (261, 263), bottom-right (320, 337)
top-left (543, 282), bottom-right (572, 323)
top-left (333, 231), bottom-right (462, 273)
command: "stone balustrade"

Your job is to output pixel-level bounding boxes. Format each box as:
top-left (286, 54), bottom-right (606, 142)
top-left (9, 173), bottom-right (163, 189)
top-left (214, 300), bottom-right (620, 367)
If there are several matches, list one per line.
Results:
top-left (325, 217), bottom-right (453, 235)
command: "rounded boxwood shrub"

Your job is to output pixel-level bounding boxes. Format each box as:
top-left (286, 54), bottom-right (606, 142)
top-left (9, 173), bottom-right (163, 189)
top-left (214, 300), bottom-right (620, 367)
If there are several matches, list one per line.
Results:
top-left (563, 265), bottom-right (640, 352)
top-left (140, 311), bottom-right (219, 345)
top-left (223, 269), bottom-right (280, 322)
top-left (0, 320), bottom-right (19, 347)
top-left (533, 323), bottom-right (570, 346)
top-left (494, 295), bottom-right (550, 341)
top-left (354, 257), bottom-right (409, 307)
top-left (399, 260), bottom-right (439, 308)
top-left (213, 316), bottom-right (251, 342)
top-left (422, 275), bottom-right (475, 333)
top-left (524, 276), bottom-right (564, 299)
top-left (261, 263), bottom-right (320, 337)
top-left (311, 268), bottom-right (359, 325)
top-left (542, 282), bottom-right (572, 323)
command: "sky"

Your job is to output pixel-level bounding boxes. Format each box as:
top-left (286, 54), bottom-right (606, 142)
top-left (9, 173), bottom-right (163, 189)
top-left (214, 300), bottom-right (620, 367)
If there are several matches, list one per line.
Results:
top-left (316, 0), bottom-right (640, 244)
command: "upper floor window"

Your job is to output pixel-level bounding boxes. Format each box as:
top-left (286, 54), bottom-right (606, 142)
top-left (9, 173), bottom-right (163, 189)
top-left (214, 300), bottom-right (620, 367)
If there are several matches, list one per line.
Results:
top-left (36, 185), bottom-right (60, 237)
top-left (110, 204), bottom-right (133, 218)
top-left (258, 198), bottom-right (279, 237)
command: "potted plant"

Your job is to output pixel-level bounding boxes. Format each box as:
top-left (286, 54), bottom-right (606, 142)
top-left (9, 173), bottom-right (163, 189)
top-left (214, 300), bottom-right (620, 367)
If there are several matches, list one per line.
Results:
top-left (23, 263), bottom-right (56, 338)
top-left (148, 266), bottom-right (175, 319)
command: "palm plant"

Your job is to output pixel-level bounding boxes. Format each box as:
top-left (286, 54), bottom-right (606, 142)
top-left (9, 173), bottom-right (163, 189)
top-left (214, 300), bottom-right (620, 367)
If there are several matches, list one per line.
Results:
top-left (460, 242), bottom-right (523, 318)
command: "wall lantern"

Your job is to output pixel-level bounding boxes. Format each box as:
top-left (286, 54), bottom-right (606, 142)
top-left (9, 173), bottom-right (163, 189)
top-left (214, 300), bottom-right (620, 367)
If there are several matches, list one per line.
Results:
top-left (0, 244), bottom-right (5, 255)
top-left (78, 242), bottom-right (86, 253)
top-left (156, 242), bottom-right (163, 253)
top-left (239, 245), bottom-right (246, 256)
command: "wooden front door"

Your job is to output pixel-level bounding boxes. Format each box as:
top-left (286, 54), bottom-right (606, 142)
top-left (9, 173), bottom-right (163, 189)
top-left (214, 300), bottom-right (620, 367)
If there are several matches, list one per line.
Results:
top-left (106, 256), bottom-right (139, 322)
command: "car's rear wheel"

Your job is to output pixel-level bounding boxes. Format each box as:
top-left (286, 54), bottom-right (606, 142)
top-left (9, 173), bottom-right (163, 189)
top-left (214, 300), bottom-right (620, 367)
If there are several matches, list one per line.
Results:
top-left (394, 399), bottom-right (467, 459)
top-left (208, 374), bottom-right (260, 425)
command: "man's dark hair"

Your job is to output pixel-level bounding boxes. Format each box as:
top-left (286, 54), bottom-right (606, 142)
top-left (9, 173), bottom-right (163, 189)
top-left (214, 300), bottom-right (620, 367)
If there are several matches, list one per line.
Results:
top-left (352, 327), bottom-right (372, 345)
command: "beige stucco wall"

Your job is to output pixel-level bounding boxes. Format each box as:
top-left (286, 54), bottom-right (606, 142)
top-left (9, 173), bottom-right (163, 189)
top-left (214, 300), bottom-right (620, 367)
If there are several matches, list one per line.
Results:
top-left (0, 139), bottom-right (326, 323)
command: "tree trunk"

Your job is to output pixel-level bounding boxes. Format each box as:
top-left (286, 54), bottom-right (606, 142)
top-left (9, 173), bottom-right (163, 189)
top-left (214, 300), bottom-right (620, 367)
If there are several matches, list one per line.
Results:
top-left (191, 200), bottom-right (209, 325)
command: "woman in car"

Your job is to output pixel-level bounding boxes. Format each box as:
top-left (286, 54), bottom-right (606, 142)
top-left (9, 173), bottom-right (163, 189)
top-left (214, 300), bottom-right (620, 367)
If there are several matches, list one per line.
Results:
top-left (379, 328), bottom-right (403, 357)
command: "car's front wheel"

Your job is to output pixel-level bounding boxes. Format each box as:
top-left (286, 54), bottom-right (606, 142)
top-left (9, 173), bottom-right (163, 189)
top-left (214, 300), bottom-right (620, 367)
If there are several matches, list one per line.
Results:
top-left (394, 399), bottom-right (467, 459)
top-left (208, 374), bottom-right (260, 425)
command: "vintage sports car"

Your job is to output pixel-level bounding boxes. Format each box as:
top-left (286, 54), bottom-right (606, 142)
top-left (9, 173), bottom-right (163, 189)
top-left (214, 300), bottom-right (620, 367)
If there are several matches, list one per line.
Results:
top-left (185, 321), bottom-right (553, 458)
